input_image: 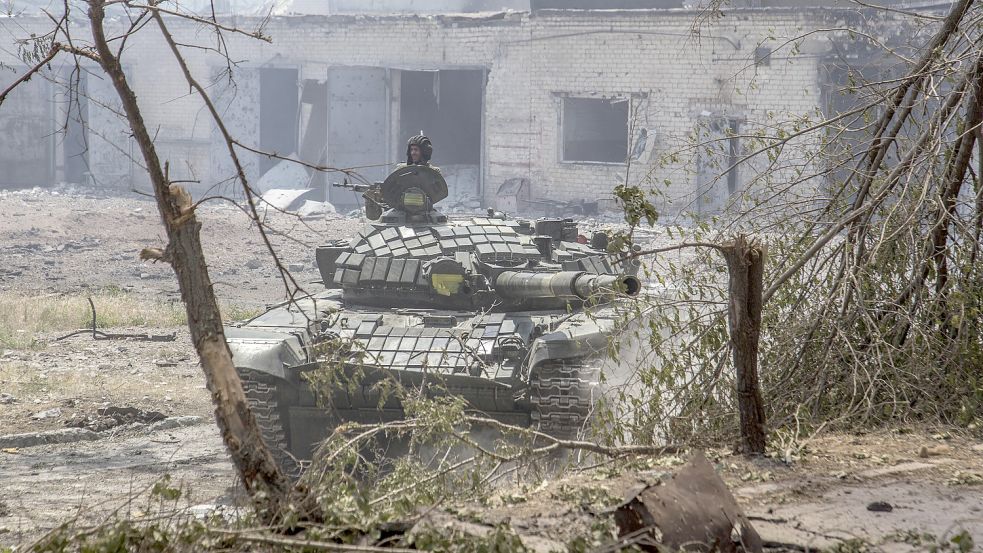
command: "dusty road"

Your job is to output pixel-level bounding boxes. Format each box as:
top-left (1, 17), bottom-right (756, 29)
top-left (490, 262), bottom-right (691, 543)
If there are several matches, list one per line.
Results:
top-left (1, 187), bottom-right (982, 550)
top-left (1, 425), bottom-right (233, 545)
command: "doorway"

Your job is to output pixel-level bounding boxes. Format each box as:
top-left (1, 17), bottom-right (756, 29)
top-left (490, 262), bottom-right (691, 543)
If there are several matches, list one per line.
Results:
top-left (259, 67), bottom-right (300, 176)
top-left (399, 69), bottom-right (484, 200)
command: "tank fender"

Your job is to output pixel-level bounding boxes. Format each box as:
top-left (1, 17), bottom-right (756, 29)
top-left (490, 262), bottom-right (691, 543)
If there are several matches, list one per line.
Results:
top-left (226, 328), bottom-right (307, 381)
top-left (525, 316), bottom-right (616, 373)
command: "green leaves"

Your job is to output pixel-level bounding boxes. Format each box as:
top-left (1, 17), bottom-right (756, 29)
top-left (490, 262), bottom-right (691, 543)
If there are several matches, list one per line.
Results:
top-left (150, 475), bottom-right (182, 502)
top-left (614, 184), bottom-right (659, 229)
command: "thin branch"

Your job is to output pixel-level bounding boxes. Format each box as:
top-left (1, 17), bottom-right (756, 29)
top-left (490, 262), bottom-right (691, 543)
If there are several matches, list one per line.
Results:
top-left (0, 44), bottom-right (59, 105)
top-left (210, 530), bottom-right (417, 553)
top-left (125, 2), bottom-right (272, 42)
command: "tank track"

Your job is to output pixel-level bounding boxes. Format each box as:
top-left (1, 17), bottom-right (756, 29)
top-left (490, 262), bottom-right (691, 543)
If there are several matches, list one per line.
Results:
top-left (238, 369), bottom-right (301, 478)
top-left (529, 360), bottom-right (600, 440)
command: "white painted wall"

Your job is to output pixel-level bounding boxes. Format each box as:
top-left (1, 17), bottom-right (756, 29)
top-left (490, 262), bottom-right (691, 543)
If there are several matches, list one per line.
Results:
top-left (0, 8), bottom-right (845, 214)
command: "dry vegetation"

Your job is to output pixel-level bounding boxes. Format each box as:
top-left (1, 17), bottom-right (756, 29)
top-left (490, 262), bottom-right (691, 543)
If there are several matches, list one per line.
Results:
top-left (0, 291), bottom-right (262, 350)
top-left (0, 291), bottom-right (185, 350)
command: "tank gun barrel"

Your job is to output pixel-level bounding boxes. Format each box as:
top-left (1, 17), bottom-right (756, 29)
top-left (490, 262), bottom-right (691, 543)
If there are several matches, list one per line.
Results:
top-left (494, 271), bottom-right (641, 301)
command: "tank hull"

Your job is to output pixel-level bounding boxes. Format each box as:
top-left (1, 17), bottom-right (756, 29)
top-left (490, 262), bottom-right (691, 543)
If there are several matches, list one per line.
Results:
top-left (227, 290), bottom-right (629, 460)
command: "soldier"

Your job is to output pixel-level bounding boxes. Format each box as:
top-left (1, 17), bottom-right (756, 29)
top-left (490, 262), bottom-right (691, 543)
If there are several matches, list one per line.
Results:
top-left (364, 134), bottom-right (440, 220)
top-left (400, 134), bottom-right (440, 172)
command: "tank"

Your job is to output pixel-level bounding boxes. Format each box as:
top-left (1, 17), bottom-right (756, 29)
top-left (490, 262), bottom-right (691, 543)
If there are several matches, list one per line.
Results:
top-left (226, 165), bottom-right (641, 471)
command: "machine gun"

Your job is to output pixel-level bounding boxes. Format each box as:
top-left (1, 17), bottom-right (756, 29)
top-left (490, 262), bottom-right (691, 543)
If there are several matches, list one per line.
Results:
top-left (333, 180), bottom-right (386, 220)
top-left (332, 181), bottom-right (381, 194)
top-left (334, 166), bottom-right (450, 225)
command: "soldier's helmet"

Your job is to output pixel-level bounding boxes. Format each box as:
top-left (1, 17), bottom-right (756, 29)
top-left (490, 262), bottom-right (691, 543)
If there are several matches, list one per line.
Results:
top-left (406, 134), bottom-right (433, 164)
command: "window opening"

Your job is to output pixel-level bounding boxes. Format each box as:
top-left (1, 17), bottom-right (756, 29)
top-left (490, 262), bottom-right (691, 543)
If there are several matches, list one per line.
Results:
top-left (561, 97), bottom-right (629, 163)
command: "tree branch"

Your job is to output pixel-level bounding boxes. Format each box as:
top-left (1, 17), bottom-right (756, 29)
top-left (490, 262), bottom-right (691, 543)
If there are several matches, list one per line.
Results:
top-left (0, 44), bottom-right (59, 106)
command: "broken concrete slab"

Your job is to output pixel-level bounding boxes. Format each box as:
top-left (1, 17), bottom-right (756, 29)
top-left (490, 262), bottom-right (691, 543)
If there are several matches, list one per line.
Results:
top-left (613, 452), bottom-right (762, 552)
top-left (750, 518), bottom-right (844, 551)
top-left (261, 187), bottom-right (317, 210)
top-left (296, 199), bottom-right (336, 218)
top-left (0, 428), bottom-right (100, 449)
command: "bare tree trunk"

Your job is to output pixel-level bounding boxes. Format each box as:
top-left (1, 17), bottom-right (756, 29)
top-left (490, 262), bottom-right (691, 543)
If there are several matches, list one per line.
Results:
top-left (85, 0), bottom-right (291, 520)
top-left (723, 235), bottom-right (767, 455)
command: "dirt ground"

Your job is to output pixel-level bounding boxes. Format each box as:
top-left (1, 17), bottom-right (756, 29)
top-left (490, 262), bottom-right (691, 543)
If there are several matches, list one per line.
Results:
top-left (0, 185), bottom-right (360, 306)
top-left (1, 187), bottom-right (981, 550)
top-left (0, 186), bottom-right (357, 547)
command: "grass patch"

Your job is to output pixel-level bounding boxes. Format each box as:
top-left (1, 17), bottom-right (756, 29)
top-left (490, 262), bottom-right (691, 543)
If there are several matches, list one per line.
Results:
top-left (222, 303), bottom-right (263, 323)
top-left (0, 291), bottom-right (186, 350)
top-left (0, 290), bottom-right (261, 350)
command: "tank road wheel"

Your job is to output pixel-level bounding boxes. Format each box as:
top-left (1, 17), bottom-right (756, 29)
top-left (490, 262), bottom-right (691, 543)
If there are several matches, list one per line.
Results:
top-left (529, 360), bottom-right (601, 440)
top-left (237, 369), bottom-right (301, 478)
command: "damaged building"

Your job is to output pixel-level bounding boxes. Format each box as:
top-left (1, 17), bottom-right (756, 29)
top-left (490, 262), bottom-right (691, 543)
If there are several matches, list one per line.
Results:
top-left (0, 0), bottom-right (913, 216)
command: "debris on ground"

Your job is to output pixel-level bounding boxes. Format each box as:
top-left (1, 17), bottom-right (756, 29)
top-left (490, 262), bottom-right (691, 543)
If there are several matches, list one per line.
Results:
top-left (261, 187), bottom-right (315, 210)
top-left (66, 405), bottom-right (167, 432)
top-left (30, 407), bottom-right (62, 420)
top-left (147, 415), bottom-right (205, 433)
top-left (296, 199), bottom-right (336, 218)
top-left (613, 453), bottom-right (762, 552)
top-left (866, 501), bottom-right (893, 512)
top-left (408, 453), bottom-right (761, 553)
top-left (918, 444), bottom-right (952, 457)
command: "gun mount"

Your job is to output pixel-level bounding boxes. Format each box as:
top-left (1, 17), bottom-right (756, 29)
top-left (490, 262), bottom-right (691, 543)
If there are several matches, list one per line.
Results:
top-left (334, 165), bottom-right (449, 225)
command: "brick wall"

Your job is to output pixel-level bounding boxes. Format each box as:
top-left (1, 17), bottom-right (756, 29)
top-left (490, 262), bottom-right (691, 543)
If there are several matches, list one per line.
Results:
top-left (0, 9), bottom-right (840, 214)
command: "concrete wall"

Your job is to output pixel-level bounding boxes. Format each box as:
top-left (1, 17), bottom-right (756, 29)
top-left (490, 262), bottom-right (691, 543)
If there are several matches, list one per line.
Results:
top-left (0, 8), bottom-right (841, 214)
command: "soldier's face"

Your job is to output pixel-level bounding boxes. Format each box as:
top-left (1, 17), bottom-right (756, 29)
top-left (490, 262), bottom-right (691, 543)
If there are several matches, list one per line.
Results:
top-left (409, 145), bottom-right (422, 163)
